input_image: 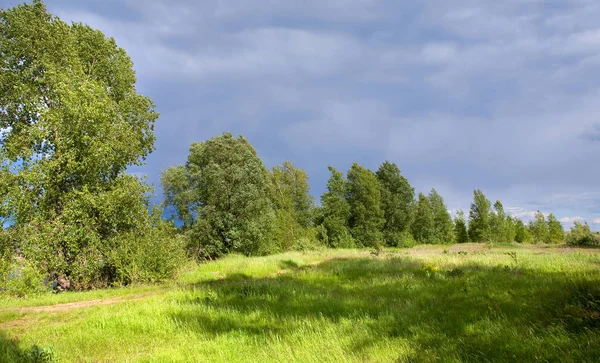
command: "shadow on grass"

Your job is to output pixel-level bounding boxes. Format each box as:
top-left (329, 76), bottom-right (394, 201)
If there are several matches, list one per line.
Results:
top-left (172, 256), bottom-right (600, 362)
top-left (0, 332), bottom-right (51, 363)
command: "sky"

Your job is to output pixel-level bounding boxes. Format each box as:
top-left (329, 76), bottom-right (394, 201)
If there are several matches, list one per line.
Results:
top-left (2, 0), bottom-right (600, 228)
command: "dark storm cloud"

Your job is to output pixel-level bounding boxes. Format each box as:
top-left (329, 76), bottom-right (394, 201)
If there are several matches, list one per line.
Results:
top-left (2, 0), bottom-right (600, 226)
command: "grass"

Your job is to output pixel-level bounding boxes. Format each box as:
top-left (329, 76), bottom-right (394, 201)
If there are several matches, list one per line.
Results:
top-left (2, 243), bottom-right (600, 362)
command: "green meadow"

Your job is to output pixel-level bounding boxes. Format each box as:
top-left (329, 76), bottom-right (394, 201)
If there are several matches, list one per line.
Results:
top-left (2, 243), bottom-right (600, 362)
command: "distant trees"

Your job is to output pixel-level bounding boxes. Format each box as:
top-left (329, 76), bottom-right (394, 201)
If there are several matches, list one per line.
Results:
top-left (155, 134), bottom-right (574, 256)
top-left (320, 167), bottom-right (353, 248)
top-left (515, 219), bottom-right (531, 243)
top-left (347, 163), bottom-right (385, 247)
top-left (566, 221), bottom-right (598, 246)
top-left (528, 211), bottom-right (549, 243)
top-left (376, 162), bottom-right (414, 246)
top-left (468, 190), bottom-right (492, 242)
top-left (412, 193), bottom-right (434, 244)
top-left (546, 214), bottom-right (564, 244)
top-left (270, 161), bottom-right (314, 251)
top-left (490, 201), bottom-right (507, 243)
top-left (429, 189), bottom-right (454, 244)
top-left (454, 210), bottom-right (469, 243)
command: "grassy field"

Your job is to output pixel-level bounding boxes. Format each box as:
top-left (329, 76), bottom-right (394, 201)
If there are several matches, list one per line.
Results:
top-left (2, 243), bottom-right (600, 362)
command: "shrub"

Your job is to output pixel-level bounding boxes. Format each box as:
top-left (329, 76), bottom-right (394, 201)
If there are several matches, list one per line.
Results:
top-left (0, 257), bottom-right (49, 297)
top-left (566, 221), bottom-right (598, 246)
top-left (385, 231), bottom-right (416, 248)
top-left (107, 209), bottom-right (187, 285)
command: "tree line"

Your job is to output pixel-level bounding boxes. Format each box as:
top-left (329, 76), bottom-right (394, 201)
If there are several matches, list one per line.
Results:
top-left (161, 132), bottom-right (589, 260)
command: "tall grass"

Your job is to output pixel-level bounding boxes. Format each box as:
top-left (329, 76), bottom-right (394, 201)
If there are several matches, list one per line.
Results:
top-left (2, 244), bottom-right (600, 362)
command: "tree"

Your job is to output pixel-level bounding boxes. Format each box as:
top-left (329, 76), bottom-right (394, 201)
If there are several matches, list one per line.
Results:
top-left (412, 193), bottom-right (434, 244)
top-left (454, 210), bottom-right (469, 243)
top-left (490, 201), bottom-right (509, 243)
top-left (566, 221), bottom-right (597, 246)
top-left (346, 163), bottom-right (385, 247)
top-left (429, 189), bottom-right (454, 244)
top-left (376, 161), bottom-right (414, 246)
top-left (320, 166), bottom-right (353, 248)
top-left (269, 161), bottom-right (314, 251)
top-left (505, 216), bottom-right (517, 243)
top-left (162, 165), bottom-right (194, 229)
top-left (528, 211), bottom-right (548, 243)
top-left (163, 133), bottom-right (274, 258)
top-left (0, 1), bottom-right (160, 287)
top-left (514, 218), bottom-right (531, 243)
top-left (546, 213), bottom-right (564, 244)
top-left (468, 190), bottom-right (492, 242)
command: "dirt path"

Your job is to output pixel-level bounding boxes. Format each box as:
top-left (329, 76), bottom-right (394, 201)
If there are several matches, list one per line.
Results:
top-left (0, 291), bottom-right (163, 330)
top-left (16, 291), bottom-right (161, 313)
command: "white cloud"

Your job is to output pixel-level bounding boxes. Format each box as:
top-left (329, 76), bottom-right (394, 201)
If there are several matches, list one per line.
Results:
top-left (560, 216), bottom-right (586, 223)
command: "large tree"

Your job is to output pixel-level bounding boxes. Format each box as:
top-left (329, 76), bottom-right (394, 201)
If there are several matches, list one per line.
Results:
top-left (412, 193), bottom-right (434, 244)
top-left (320, 166), bottom-right (353, 248)
top-left (0, 1), bottom-right (159, 286)
top-left (429, 189), bottom-right (454, 244)
top-left (162, 133), bottom-right (273, 258)
top-left (468, 189), bottom-right (492, 242)
top-left (376, 161), bottom-right (414, 246)
top-left (346, 163), bottom-right (384, 247)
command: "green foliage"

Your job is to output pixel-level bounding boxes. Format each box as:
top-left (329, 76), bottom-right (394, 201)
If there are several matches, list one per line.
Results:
top-left (164, 133), bottom-right (274, 259)
top-left (428, 188), bottom-right (454, 244)
top-left (411, 193), bottom-right (434, 244)
top-left (161, 165), bottom-right (194, 229)
top-left (505, 216), bottom-right (517, 243)
top-left (320, 166), bottom-right (354, 248)
top-left (453, 210), bottom-right (469, 243)
top-left (14, 175), bottom-right (160, 289)
top-left (515, 218), bottom-right (532, 243)
top-left (490, 201), bottom-right (508, 243)
top-left (0, 1), bottom-right (169, 290)
top-left (106, 208), bottom-right (187, 285)
top-left (468, 189), bottom-right (492, 242)
top-left (376, 161), bottom-right (414, 245)
top-left (346, 163), bottom-right (384, 247)
top-left (4, 246), bottom-right (600, 362)
top-left (269, 161), bottom-right (314, 251)
top-left (566, 221), bottom-right (598, 246)
top-left (270, 161), bottom-right (314, 228)
top-left (528, 211), bottom-right (549, 243)
top-left (26, 345), bottom-right (57, 363)
top-left (0, 256), bottom-right (49, 297)
top-left (547, 213), bottom-right (565, 244)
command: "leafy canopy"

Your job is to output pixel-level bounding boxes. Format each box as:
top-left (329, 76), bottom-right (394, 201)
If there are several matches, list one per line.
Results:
top-left (0, 1), bottom-right (160, 287)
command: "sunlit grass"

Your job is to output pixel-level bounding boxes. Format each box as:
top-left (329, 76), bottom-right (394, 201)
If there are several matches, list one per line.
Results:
top-left (2, 244), bottom-right (600, 362)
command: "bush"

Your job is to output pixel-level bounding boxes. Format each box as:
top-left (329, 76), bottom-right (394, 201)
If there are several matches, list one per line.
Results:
top-left (566, 221), bottom-right (598, 246)
top-left (0, 257), bottom-right (49, 297)
top-left (107, 209), bottom-right (187, 285)
top-left (329, 229), bottom-right (356, 249)
top-left (3, 204), bottom-right (188, 292)
top-left (384, 231), bottom-right (416, 248)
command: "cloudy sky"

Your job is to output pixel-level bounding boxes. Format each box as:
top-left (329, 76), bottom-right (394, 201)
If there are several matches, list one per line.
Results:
top-left (3, 0), bottom-right (600, 227)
